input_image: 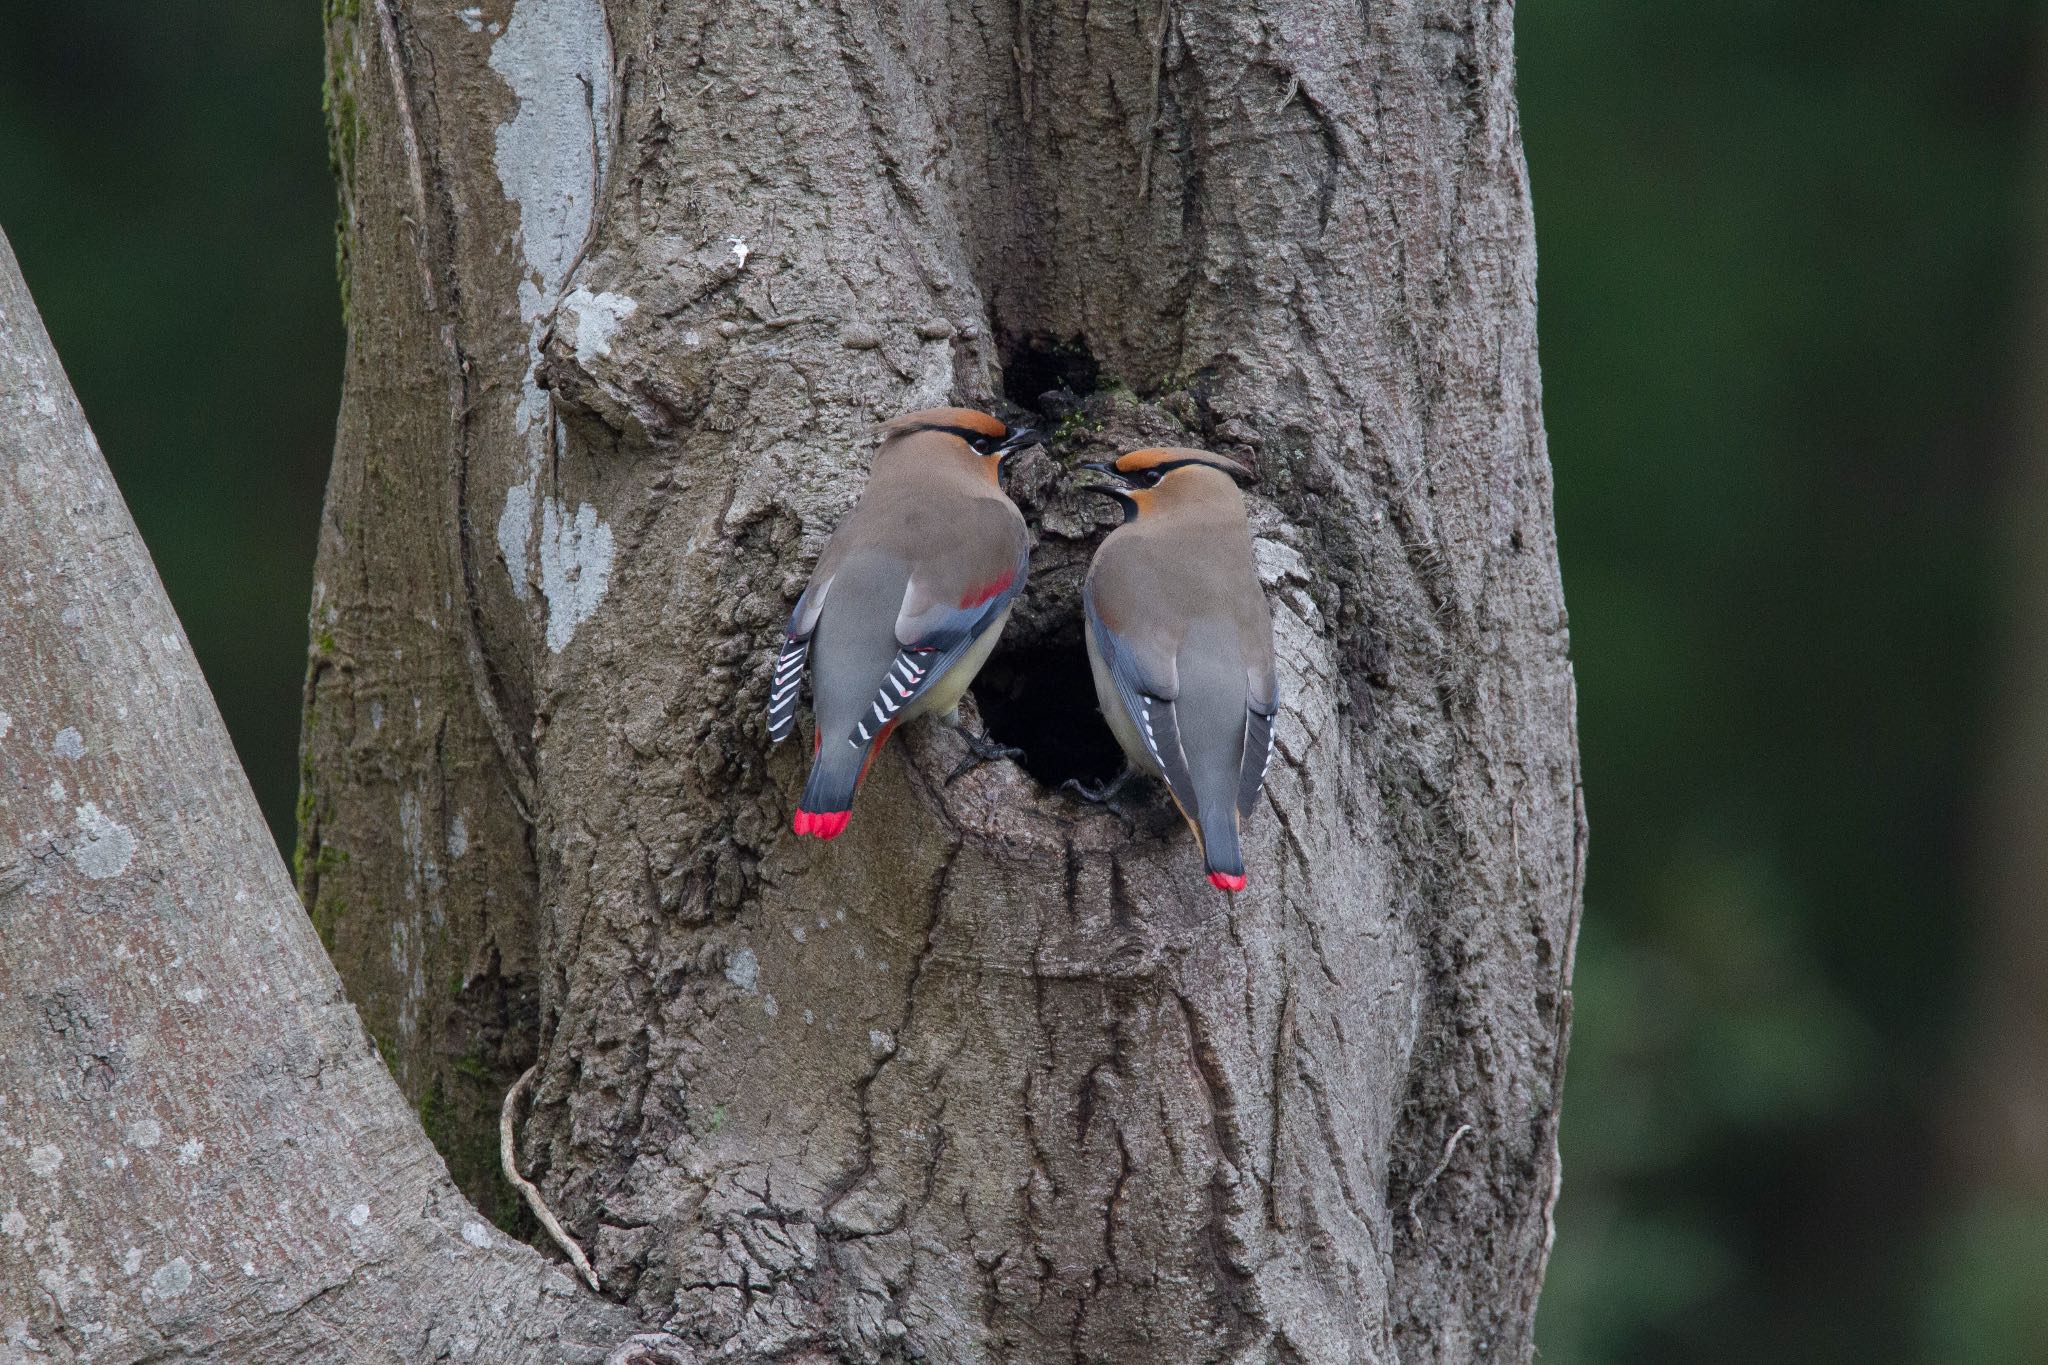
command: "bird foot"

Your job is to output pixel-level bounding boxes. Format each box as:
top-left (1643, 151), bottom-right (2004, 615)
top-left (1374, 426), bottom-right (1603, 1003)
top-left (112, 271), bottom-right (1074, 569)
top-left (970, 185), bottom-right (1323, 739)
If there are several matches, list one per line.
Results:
top-left (946, 727), bottom-right (1026, 784)
top-left (1059, 773), bottom-right (1143, 834)
top-left (1060, 776), bottom-right (1119, 804)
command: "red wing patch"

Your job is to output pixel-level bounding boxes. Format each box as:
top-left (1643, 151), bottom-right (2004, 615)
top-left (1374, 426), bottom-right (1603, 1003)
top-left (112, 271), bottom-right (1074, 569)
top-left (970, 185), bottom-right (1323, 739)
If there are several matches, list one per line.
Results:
top-left (1207, 871), bottom-right (1247, 893)
top-left (958, 569), bottom-right (1015, 609)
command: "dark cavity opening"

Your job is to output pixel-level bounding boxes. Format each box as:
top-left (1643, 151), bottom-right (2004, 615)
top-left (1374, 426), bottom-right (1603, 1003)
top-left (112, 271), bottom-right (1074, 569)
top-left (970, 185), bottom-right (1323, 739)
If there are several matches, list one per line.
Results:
top-left (1002, 333), bottom-right (1100, 414)
top-left (972, 628), bottom-right (1127, 793)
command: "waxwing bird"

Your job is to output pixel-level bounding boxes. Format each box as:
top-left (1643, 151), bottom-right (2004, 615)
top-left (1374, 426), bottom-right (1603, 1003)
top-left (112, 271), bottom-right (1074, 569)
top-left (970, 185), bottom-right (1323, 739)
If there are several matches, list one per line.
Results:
top-left (770, 408), bottom-right (1036, 839)
top-left (1080, 448), bottom-right (1278, 891)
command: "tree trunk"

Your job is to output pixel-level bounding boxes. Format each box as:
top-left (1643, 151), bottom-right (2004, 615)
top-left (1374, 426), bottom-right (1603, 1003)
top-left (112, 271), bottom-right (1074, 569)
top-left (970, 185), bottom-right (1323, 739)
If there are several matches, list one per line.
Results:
top-left (0, 228), bottom-right (644, 1359)
top-left (302, 0), bottom-right (1582, 1361)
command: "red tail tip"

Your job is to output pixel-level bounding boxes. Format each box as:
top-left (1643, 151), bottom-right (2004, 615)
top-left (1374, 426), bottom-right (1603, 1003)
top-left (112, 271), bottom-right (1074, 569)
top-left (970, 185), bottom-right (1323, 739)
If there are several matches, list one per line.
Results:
top-left (1208, 871), bottom-right (1247, 892)
top-left (794, 809), bottom-right (852, 840)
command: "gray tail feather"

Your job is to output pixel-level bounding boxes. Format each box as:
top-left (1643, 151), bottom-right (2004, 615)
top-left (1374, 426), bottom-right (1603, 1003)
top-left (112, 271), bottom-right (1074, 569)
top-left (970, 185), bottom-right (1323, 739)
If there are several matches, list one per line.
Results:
top-left (1197, 804), bottom-right (1244, 879)
top-left (800, 739), bottom-right (865, 814)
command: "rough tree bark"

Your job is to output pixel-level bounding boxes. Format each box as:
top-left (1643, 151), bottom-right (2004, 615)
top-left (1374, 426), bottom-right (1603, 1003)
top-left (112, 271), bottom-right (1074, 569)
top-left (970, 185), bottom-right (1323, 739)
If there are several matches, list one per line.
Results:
top-left (0, 229), bottom-right (645, 1359)
top-left (0, 0), bottom-right (1576, 1356)
top-left (0, 1), bottom-right (1578, 1360)
top-left (298, 0), bottom-right (1582, 1361)
top-left (296, 0), bottom-right (1581, 1358)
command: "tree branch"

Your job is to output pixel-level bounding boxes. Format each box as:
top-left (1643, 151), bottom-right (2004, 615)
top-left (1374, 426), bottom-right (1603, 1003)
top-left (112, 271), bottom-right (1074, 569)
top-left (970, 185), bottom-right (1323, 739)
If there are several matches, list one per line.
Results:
top-left (0, 226), bottom-right (641, 1360)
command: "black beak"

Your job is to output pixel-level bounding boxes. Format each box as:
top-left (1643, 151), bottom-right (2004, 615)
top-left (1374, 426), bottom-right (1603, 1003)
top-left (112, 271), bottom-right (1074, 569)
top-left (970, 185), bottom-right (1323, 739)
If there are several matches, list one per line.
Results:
top-left (996, 427), bottom-right (1042, 457)
top-left (1076, 461), bottom-right (1135, 498)
top-left (1076, 480), bottom-right (1141, 524)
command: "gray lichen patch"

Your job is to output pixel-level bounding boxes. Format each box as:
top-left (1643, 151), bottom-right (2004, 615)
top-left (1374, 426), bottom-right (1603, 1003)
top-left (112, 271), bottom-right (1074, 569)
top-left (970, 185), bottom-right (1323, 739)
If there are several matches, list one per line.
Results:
top-left (67, 803), bottom-right (136, 881)
top-left (147, 1255), bottom-right (192, 1300)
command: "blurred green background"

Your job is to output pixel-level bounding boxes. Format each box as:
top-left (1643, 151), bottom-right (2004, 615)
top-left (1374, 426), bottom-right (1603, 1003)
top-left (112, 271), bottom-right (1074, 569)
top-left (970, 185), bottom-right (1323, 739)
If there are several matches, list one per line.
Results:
top-left (3, 3), bottom-right (2042, 1360)
top-left (0, 3), bottom-right (339, 843)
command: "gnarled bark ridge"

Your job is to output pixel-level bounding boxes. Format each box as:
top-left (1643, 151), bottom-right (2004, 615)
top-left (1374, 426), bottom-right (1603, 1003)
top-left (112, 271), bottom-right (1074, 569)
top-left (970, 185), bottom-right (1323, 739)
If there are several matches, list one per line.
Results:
top-left (304, 1), bottom-right (1583, 1361)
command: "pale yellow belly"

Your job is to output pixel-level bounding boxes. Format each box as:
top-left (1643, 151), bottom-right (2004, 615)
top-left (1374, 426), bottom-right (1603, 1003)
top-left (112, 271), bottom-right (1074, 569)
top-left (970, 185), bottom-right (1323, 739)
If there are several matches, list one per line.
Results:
top-left (1085, 619), bottom-right (1158, 774)
top-left (905, 604), bottom-right (1015, 725)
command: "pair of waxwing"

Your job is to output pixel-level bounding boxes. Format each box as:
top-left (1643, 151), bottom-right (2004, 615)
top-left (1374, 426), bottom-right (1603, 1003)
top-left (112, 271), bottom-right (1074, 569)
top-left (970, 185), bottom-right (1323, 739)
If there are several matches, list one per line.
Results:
top-left (769, 409), bottom-right (1277, 893)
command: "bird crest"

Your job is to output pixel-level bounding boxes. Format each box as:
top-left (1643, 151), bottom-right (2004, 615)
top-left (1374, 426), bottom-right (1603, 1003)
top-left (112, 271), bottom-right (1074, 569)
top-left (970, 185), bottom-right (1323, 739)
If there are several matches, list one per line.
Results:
top-left (1106, 447), bottom-right (1254, 483)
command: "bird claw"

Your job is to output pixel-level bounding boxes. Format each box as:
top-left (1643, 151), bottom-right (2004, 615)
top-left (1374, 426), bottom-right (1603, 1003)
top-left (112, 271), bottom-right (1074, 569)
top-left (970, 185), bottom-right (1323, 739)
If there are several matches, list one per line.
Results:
top-left (946, 727), bottom-right (1025, 784)
top-left (1060, 777), bottom-right (1118, 803)
top-left (1060, 773), bottom-right (1141, 834)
